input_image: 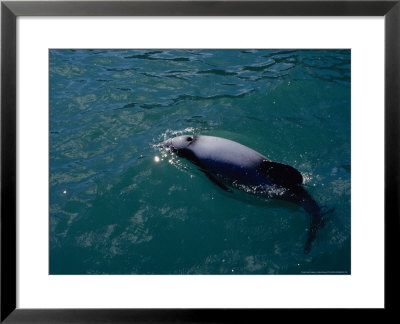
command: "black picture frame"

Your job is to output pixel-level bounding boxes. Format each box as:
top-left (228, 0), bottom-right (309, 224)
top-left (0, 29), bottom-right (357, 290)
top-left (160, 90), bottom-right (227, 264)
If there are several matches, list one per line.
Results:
top-left (1, 0), bottom-right (399, 322)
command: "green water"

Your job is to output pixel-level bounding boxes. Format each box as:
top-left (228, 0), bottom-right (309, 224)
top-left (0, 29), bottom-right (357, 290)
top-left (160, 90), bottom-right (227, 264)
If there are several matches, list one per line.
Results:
top-left (49, 49), bottom-right (350, 274)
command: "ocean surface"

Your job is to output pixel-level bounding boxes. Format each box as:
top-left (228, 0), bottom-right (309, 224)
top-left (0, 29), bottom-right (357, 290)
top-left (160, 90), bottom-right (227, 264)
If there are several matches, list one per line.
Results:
top-left (49, 49), bottom-right (351, 274)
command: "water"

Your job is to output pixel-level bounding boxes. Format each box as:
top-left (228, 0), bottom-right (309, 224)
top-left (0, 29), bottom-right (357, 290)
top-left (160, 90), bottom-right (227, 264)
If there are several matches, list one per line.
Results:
top-left (49, 49), bottom-right (350, 274)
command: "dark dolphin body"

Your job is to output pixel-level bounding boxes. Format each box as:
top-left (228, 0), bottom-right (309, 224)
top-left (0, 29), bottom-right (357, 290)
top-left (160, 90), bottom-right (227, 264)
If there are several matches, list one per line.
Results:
top-left (162, 135), bottom-right (329, 253)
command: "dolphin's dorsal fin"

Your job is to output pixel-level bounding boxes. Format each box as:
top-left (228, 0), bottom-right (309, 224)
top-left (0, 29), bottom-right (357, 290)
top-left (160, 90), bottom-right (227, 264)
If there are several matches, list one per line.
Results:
top-left (258, 160), bottom-right (303, 187)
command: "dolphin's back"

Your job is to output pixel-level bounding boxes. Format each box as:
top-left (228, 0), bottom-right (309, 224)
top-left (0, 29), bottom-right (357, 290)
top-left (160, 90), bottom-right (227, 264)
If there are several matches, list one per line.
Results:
top-left (189, 136), bottom-right (271, 186)
top-left (192, 136), bottom-right (265, 167)
top-left (187, 135), bottom-right (303, 188)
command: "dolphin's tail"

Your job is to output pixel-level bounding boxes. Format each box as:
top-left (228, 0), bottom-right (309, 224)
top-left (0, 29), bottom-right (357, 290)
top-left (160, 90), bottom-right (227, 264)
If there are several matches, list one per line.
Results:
top-left (281, 185), bottom-right (332, 253)
top-left (303, 209), bottom-right (325, 253)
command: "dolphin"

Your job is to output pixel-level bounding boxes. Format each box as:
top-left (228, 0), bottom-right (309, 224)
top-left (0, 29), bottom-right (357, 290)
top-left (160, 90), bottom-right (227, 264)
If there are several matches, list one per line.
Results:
top-left (161, 134), bottom-right (330, 253)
